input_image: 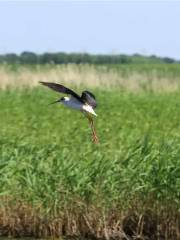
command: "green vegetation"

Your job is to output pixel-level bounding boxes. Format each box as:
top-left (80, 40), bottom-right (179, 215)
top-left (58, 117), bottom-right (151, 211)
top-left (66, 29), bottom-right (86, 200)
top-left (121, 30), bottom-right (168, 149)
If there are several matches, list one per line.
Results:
top-left (0, 51), bottom-right (177, 65)
top-left (0, 87), bottom-right (179, 239)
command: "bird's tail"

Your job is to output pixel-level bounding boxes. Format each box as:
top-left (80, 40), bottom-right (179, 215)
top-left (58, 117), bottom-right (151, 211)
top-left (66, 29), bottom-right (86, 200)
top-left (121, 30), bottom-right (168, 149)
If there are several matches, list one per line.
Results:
top-left (82, 104), bottom-right (97, 116)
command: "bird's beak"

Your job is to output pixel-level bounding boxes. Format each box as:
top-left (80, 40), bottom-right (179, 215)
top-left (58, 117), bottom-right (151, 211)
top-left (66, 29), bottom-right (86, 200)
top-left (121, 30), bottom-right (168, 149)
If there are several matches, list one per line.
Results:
top-left (48, 100), bottom-right (60, 105)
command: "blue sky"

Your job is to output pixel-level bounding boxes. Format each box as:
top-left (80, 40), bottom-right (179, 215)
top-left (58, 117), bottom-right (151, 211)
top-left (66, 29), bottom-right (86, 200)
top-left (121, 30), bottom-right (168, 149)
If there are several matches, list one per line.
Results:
top-left (0, 1), bottom-right (179, 59)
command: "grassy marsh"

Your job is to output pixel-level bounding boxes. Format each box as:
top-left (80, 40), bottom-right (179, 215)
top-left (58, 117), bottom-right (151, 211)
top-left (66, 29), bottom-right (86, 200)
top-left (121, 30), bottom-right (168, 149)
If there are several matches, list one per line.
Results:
top-left (0, 85), bottom-right (180, 238)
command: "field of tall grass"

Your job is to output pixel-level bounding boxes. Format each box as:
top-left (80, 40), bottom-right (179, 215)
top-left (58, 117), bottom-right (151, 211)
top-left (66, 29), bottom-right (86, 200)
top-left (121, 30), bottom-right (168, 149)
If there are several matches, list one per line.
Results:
top-left (1, 63), bottom-right (180, 91)
top-left (0, 64), bottom-right (180, 239)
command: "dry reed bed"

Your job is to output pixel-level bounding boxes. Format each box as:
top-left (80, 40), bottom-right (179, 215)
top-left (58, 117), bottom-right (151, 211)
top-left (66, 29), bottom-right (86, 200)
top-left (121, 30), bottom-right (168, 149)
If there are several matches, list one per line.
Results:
top-left (0, 64), bottom-right (180, 91)
top-left (0, 199), bottom-right (179, 239)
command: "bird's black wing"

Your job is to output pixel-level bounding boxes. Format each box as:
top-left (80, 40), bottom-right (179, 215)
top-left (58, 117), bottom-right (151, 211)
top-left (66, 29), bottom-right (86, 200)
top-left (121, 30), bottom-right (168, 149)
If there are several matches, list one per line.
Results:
top-left (39, 82), bottom-right (83, 102)
top-left (81, 91), bottom-right (97, 108)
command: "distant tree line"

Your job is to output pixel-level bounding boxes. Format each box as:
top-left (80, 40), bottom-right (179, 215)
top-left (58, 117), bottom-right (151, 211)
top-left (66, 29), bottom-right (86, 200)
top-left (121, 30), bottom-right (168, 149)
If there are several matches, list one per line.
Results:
top-left (0, 51), bottom-right (177, 65)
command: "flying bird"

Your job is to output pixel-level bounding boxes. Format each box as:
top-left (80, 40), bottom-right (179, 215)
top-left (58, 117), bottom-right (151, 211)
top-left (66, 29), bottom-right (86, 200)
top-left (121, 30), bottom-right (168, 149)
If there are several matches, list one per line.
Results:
top-left (40, 82), bottom-right (98, 143)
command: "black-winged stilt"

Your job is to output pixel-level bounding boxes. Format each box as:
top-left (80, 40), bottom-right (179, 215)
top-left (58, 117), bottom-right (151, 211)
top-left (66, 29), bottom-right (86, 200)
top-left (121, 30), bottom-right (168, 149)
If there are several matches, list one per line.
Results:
top-left (40, 82), bottom-right (98, 143)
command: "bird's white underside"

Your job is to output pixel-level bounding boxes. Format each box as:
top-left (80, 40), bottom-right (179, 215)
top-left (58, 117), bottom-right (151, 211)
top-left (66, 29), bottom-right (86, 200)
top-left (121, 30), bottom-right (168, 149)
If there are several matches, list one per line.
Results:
top-left (61, 96), bottom-right (97, 116)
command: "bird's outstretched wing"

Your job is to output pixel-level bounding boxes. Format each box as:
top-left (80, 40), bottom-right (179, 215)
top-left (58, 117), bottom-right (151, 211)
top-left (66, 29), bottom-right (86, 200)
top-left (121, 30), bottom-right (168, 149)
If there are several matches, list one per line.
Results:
top-left (39, 82), bottom-right (83, 102)
top-left (81, 91), bottom-right (97, 109)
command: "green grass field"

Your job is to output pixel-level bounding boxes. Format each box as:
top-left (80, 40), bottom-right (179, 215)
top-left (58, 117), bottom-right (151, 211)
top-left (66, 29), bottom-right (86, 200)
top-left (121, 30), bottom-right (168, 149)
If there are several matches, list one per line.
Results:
top-left (0, 86), bottom-right (180, 239)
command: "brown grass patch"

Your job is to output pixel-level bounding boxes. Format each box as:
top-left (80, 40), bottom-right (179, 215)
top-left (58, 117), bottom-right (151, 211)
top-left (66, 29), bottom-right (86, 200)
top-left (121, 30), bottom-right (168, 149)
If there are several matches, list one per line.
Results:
top-left (0, 198), bottom-right (179, 239)
top-left (0, 64), bottom-right (180, 92)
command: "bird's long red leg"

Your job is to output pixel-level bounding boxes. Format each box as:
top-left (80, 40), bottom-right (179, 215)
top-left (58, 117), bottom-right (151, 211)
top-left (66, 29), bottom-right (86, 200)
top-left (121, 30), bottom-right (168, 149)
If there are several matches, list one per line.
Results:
top-left (87, 114), bottom-right (99, 144)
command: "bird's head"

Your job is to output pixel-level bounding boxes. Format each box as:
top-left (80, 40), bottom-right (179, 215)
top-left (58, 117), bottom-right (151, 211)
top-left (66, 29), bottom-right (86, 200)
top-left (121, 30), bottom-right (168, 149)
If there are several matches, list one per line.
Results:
top-left (49, 96), bottom-right (69, 105)
top-left (60, 96), bottom-right (69, 101)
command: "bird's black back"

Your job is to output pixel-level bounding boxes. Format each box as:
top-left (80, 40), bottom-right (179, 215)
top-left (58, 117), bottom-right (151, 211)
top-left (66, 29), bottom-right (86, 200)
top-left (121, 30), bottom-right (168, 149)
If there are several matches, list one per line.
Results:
top-left (81, 91), bottom-right (97, 108)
